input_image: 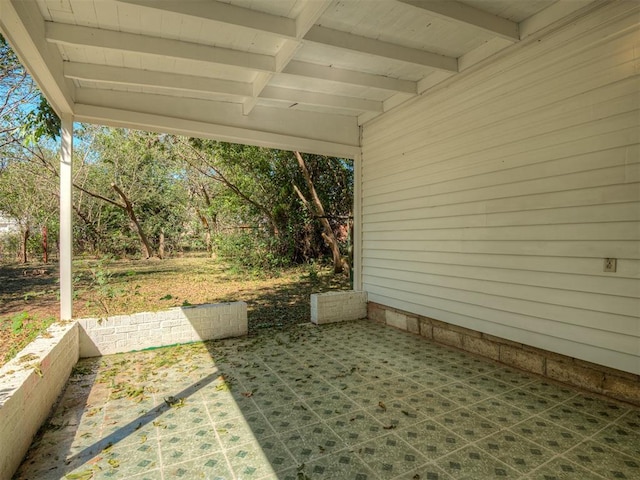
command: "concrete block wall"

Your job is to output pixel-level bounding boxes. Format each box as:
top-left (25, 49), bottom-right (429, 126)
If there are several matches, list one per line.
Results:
top-left (78, 302), bottom-right (248, 357)
top-left (368, 302), bottom-right (640, 406)
top-left (0, 321), bottom-right (79, 480)
top-left (311, 291), bottom-right (367, 324)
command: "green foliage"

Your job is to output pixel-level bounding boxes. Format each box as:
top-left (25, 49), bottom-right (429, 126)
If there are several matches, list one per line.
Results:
top-left (72, 127), bottom-right (188, 258)
top-left (215, 231), bottom-right (289, 275)
top-left (2, 312), bottom-right (55, 363)
top-left (78, 255), bottom-right (126, 319)
top-left (1, 34), bottom-right (59, 151)
top-left (175, 138), bottom-right (353, 270)
top-left (18, 94), bottom-right (61, 145)
top-left (11, 311), bottom-right (29, 334)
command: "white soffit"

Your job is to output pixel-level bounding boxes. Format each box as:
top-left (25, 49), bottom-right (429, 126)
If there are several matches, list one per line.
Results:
top-left (0, 0), bottom-right (598, 157)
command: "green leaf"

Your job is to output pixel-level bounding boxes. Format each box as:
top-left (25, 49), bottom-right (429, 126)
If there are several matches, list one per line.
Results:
top-left (65, 470), bottom-right (94, 480)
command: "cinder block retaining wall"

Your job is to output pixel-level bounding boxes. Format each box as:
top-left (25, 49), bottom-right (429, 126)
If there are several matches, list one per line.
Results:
top-left (0, 322), bottom-right (79, 480)
top-left (78, 302), bottom-right (248, 357)
top-left (0, 302), bottom-right (248, 480)
top-left (311, 291), bottom-right (367, 324)
top-left (369, 302), bottom-right (640, 406)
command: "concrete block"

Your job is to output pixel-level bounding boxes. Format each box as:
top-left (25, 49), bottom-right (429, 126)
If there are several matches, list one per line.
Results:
top-left (483, 333), bottom-right (523, 349)
top-left (500, 345), bottom-right (545, 375)
top-left (433, 326), bottom-right (463, 348)
top-left (547, 359), bottom-right (604, 391)
top-left (464, 336), bottom-right (500, 361)
top-left (386, 310), bottom-right (408, 331)
top-left (406, 316), bottom-right (420, 334)
top-left (418, 318), bottom-right (433, 339)
top-left (602, 375), bottom-right (640, 406)
top-left (311, 291), bottom-right (367, 324)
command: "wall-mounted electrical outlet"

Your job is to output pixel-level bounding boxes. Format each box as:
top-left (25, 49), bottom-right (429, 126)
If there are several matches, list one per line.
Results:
top-left (604, 258), bottom-right (617, 272)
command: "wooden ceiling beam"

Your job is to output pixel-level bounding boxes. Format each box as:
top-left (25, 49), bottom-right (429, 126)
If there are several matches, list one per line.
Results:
top-left (63, 62), bottom-right (254, 97)
top-left (116, 0), bottom-right (297, 39)
top-left (283, 61), bottom-right (417, 94)
top-left (398, 0), bottom-right (519, 42)
top-left (304, 26), bottom-right (458, 72)
top-left (45, 22), bottom-right (277, 72)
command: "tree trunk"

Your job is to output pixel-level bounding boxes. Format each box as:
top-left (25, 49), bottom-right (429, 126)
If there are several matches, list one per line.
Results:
top-left (111, 183), bottom-right (154, 259)
top-left (20, 226), bottom-right (29, 263)
top-left (195, 207), bottom-right (213, 255)
top-left (42, 225), bottom-right (48, 263)
top-left (158, 231), bottom-right (165, 260)
top-left (294, 151), bottom-right (343, 274)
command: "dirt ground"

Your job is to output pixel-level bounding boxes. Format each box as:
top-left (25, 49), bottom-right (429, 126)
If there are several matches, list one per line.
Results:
top-left (0, 254), bottom-right (350, 366)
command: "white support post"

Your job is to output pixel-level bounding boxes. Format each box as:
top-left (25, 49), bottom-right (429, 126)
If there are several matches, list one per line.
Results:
top-left (59, 115), bottom-right (73, 320)
top-left (353, 148), bottom-right (362, 291)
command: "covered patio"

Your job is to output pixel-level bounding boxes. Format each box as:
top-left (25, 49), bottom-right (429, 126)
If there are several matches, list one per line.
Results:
top-left (1, 0), bottom-right (639, 478)
top-left (14, 320), bottom-right (640, 480)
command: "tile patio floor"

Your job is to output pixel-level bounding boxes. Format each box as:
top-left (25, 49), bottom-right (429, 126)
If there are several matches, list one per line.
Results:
top-left (15, 320), bottom-right (640, 480)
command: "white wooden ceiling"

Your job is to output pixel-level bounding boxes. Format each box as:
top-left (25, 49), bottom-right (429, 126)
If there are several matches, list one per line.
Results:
top-left (0, 0), bottom-right (598, 157)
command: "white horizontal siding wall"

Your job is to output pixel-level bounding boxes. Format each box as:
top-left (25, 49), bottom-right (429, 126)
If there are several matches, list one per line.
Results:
top-left (360, 2), bottom-right (640, 375)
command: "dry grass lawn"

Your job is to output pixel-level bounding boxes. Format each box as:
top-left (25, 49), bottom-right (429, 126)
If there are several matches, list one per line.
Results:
top-left (0, 254), bottom-right (350, 366)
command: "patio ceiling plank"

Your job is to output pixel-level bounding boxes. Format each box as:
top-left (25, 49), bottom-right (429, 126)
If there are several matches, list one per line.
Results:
top-left (304, 25), bottom-right (458, 72)
top-left (115, 0), bottom-right (298, 39)
top-left (63, 62), bottom-right (254, 97)
top-left (398, 0), bottom-right (520, 42)
top-left (45, 22), bottom-right (277, 72)
top-left (260, 86), bottom-right (384, 113)
top-left (283, 61), bottom-right (418, 94)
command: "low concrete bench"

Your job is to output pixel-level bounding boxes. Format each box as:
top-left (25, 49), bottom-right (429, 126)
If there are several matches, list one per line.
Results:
top-left (78, 302), bottom-right (248, 356)
top-left (310, 291), bottom-right (367, 324)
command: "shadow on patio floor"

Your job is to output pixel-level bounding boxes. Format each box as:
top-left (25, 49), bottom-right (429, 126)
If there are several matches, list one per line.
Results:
top-left (14, 320), bottom-right (640, 480)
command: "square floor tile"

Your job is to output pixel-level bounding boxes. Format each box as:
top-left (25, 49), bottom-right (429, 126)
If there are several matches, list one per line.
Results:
top-left (510, 417), bottom-right (583, 452)
top-left (306, 391), bottom-right (360, 420)
top-left (593, 422), bottom-right (640, 459)
top-left (469, 398), bottom-right (531, 427)
top-left (396, 419), bottom-right (466, 462)
top-left (476, 431), bottom-right (554, 474)
top-left (403, 368), bottom-right (455, 389)
top-left (526, 457), bottom-right (602, 480)
top-left (285, 450), bottom-right (377, 480)
top-left (353, 433), bottom-right (427, 478)
top-left (539, 405), bottom-right (609, 436)
top-left (367, 399), bottom-right (425, 430)
top-left (227, 436), bottom-right (297, 476)
top-left (463, 375), bottom-right (514, 396)
top-left (215, 412), bottom-right (275, 449)
top-left (434, 382), bottom-right (487, 406)
top-left (435, 408), bottom-right (500, 441)
top-left (326, 410), bottom-right (386, 446)
top-left (158, 426), bottom-right (220, 466)
top-left (403, 391), bottom-right (460, 417)
top-left (262, 401), bottom-right (322, 434)
top-left (279, 422), bottom-right (346, 463)
top-left (490, 369), bottom-right (536, 387)
top-left (153, 403), bottom-right (212, 435)
top-left (565, 440), bottom-right (640, 479)
top-left (564, 394), bottom-right (628, 421)
top-left (498, 389), bottom-right (554, 414)
top-left (436, 445), bottom-right (520, 479)
top-left (163, 452), bottom-right (232, 480)
top-left (392, 463), bottom-right (454, 479)
top-left (518, 381), bottom-right (577, 403)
